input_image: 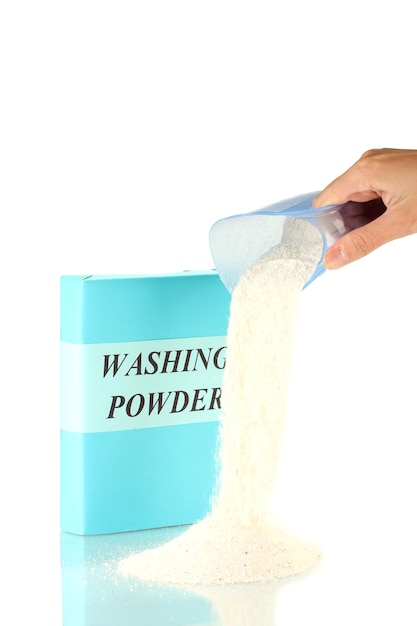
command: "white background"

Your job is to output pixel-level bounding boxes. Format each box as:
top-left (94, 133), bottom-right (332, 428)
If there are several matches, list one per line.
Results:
top-left (1, 1), bottom-right (417, 624)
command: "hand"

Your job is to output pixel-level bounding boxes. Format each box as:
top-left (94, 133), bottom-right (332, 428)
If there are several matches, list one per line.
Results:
top-left (312, 148), bottom-right (417, 268)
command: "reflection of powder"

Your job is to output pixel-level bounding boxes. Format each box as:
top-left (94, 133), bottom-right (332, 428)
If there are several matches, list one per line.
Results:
top-left (193, 581), bottom-right (280, 626)
top-left (119, 221), bottom-right (323, 585)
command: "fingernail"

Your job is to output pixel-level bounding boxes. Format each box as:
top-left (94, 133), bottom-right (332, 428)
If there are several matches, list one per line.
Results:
top-left (312, 193), bottom-right (325, 208)
top-left (324, 246), bottom-right (348, 269)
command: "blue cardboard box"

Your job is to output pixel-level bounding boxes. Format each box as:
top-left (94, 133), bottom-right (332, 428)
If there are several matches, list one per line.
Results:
top-left (60, 271), bottom-right (231, 535)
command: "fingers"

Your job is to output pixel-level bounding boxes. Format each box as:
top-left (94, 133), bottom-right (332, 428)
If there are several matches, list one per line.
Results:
top-left (312, 149), bottom-right (394, 208)
top-left (313, 147), bottom-right (417, 269)
top-left (312, 165), bottom-right (380, 208)
top-left (324, 212), bottom-right (399, 269)
top-left (314, 185), bottom-right (379, 208)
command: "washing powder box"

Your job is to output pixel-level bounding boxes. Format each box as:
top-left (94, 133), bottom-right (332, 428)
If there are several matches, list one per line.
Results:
top-left (60, 271), bottom-right (231, 535)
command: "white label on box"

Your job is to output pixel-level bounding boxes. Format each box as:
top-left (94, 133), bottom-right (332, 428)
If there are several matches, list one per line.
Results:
top-left (61, 336), bottom-right (227, 433)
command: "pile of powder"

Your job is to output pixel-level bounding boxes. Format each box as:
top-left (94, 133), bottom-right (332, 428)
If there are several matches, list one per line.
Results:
top-left (119, 219), bottom-right (323, 585)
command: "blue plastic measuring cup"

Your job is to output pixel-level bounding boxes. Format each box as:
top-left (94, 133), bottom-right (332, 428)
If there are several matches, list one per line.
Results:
top-left (209, 192), bottom-right (386, 290)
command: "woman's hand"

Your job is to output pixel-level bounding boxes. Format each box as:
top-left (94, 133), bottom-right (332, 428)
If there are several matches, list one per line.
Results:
top-left (312, 148), bottom-right (417, 268)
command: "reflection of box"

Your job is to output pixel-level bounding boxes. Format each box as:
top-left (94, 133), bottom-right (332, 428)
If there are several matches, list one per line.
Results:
top-left (60, 272), bottom-right (230, 535)
top-left (60, 528), bottom-right (218, 625)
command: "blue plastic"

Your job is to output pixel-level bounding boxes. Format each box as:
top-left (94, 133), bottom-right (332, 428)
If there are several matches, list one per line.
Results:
top-left (209, 191), bottom-right (385, 290)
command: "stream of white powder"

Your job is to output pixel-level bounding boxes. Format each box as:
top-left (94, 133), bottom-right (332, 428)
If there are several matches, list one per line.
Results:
top-left (119, 218), bottom-right (323, 586)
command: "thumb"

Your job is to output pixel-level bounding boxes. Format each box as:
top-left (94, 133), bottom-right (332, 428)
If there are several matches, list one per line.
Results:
top-left (324, 216), bottom-right (393, 269)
